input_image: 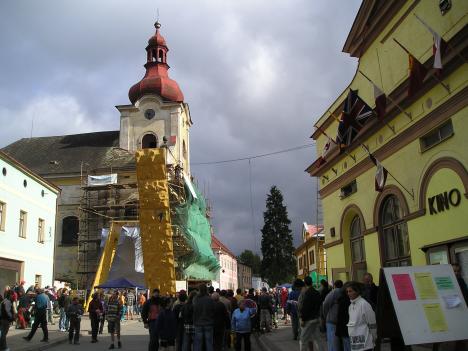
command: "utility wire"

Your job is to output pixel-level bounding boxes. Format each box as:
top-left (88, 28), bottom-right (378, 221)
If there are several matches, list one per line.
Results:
top-left (192, 143), bottom-right (315, 165)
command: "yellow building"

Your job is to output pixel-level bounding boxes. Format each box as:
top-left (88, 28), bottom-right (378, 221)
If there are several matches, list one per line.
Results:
top-left (295, 223), bottom-right (326, 280)
top-left (307, 1), bottom-right (468, 284)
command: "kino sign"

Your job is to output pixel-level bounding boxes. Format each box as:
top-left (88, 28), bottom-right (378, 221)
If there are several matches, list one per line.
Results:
top-left (428, 188), bottom-right (462, 215)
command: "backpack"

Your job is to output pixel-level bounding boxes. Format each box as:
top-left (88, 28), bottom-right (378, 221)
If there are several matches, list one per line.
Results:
top-left (0, 300), bottom-right (16, 322)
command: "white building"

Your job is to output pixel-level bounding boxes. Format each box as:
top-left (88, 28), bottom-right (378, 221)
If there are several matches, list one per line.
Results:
top-left (0, 151), bottom-right (59, 291)
top-left (211, 235), bottom-right (238, 291)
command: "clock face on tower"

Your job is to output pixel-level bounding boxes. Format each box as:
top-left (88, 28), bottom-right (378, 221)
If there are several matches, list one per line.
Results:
top-left (144, 109), bottom-right (155, 120)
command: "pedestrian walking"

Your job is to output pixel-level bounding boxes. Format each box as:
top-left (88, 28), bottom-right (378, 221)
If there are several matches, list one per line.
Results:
top-left (172, 291), bottom-right (187, 351)
top-left (346, 282), bottom-right (376, 351)
top-left (287, 279), bottom-right (304, 340)
top-left (107, 290), bottom-right (123, 349)
top-left (298, 276), bottom-right (321, 351)
top-left (138, 292), bottom-right (146, 316)
top-left (156, 297), bottom-right (177, 350)
top-left (258, 287), bottom-right (273, 333)
top-left (126, 290), bottom-right (135, 320)
top-left (58, 288), bottom-right (71, 331)
top-left (66, 297), bottom-right (83, 345)
top-left (99, 292), bottom-right (107, 334)
top-left (193, 284), bottom-right (215, 351)
top-left (181, 291), bottom-right (196, 351)
top-left (142, 288), bottom-right (162, 351)
top-left (211, 292), bottom-right (230, 351)
top-left (280, 287), bottom-right (289, 323)
top-left (23, 288), bottom-right (49, 342)
top-left (0, 290), bottom-right (15, 351)
top-left (88, 292), bottom-right (102, 343)
top-left (322, 280), bottom-right (344, 351)
top-left (231, 300), bottom-right (256, 351)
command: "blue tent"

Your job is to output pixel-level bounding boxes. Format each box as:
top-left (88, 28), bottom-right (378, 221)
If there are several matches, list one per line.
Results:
top-left (95, 277), bottom-right (146, 289)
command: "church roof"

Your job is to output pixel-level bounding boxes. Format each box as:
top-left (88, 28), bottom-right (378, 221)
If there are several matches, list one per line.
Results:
top-left (2, 131), bottom-right (135, 177)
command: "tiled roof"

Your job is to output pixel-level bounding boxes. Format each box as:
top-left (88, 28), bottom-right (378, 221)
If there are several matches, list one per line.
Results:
top-left (2, 131), bottom-right (135, 176)
top-left (211, 234), bottom-right (236, 258)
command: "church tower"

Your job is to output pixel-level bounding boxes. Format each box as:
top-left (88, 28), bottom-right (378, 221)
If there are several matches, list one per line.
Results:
top-left (117, 21), bottom-right (192, 175)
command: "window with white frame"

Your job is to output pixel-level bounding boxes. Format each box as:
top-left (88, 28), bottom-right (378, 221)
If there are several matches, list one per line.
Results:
top-left (19, 210), bottom-right (27, 238)
top-left (38, 218), bottom-right (45, 243)
top-left (0, 201), bottom-right (6, 231)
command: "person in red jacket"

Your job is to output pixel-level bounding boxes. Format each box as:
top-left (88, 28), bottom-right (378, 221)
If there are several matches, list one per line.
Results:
top-left (280, 288), bottom-right (289, 323)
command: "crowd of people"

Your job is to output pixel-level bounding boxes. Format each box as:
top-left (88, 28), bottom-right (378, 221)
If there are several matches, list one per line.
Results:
top-left (1, 265), bottom-right (467, 351)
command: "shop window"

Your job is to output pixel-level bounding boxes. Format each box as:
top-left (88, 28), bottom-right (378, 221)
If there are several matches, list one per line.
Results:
top-left (0, 201), bottom-right (5, 231)
top-left (380, 195), bottom-right (411, 267)
top-left (340, 180), bottom-right (357, 199)
top-left (420, 119), bottom-right (453, 152)
top-left (452, 243), bottom-right (468, 283)
top-left (142, 133), bottom-right (158, 149)
top-left (427, 247), bottom-right (449, 265)
top-left (19, 211), bottom-right (27, 238)
top-left (38, 218), bottom-right (45, 243)
top-left (62, 216), bottom-right (79, 245)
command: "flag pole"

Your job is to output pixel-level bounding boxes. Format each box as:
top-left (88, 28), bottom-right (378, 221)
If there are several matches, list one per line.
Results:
top-left (361, 144), bottom-right (414, 199)
top-left (413, 13), bottom-right (467, 64)
top-left (393, 38), bottom-right (450, 94)
top-left (358, 70), bottom-right (412, 122)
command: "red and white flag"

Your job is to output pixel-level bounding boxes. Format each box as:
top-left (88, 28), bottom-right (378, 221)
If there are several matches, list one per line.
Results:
top-left (415, 14), bottom-right (444, 70)
top-left (369, 154), bottom-right (388, 192)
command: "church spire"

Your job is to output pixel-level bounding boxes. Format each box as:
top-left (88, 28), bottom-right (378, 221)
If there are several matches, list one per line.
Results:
top-left (128, 21), bottom-right (184, 105)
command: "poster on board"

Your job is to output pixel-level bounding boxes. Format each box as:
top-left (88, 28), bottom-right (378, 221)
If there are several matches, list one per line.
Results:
top-left (382, 265), bottom-right (468, 345)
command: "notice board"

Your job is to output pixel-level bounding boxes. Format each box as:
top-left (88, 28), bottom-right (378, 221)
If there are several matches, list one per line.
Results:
top-left (383, 265), bottom-right (468, 345)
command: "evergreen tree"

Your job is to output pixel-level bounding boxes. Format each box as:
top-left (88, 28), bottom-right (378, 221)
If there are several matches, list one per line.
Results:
top-left (260, 186), bottom-right (296, 286)
top-left (238, 250), bottom-right (261, 275)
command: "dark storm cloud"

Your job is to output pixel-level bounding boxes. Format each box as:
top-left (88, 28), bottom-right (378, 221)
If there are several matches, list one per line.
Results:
top-left (0, 0), bottom-right (361, 254)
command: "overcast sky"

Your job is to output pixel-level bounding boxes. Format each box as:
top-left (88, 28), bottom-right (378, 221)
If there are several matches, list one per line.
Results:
top-left (0, 0), bottom-right (361, 255)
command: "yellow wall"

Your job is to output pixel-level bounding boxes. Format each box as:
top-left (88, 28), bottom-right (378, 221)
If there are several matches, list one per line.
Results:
top-left (315, 1), bottom-right (468, 283)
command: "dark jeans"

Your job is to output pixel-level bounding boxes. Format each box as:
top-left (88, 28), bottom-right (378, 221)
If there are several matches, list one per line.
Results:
top-left (291, 313), bottom-right (299, 339)
top-left (182, 331), bottom-right (193, 351)
top-left (0, 319), bottom-right (10, 350)
top-left (235, 332), bottom-right (250, 351)
top-left (99, 313), bottom-right (106, 333)
top-left (213, 327), bottom-right (225, 351)
top-left (176, 325), bottom-right (184, 351)
top-left (69, 318), bottom-right (81, 343)
top-left (28, 309), bottom-right (48, 340)
top-left (194, 325), bottom-right (213, 351)
top-left (148, 319), bottom-right (159, 351)
top-left (90, 313), bottom-right (100, 341)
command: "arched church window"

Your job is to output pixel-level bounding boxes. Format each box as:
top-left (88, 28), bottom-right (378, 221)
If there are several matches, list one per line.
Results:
top-left (152, 49), bottom-right (157, 62)
top-left (158, 50), bottom-right (164, 62)
top-left (62, 216), bottom-right (78, 245)
top-left (380, 195), bottom-right (411, 267)
top-left (142, 134), bottom-right (158, 149)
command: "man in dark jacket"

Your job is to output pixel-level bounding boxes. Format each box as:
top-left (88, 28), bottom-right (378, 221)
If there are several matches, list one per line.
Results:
top-left (193, 284), bottom-right (215, 351)
top-left (258, 287), bottom-right (273, 333)
top-left (362, 272), bottom-right (378, 310)
top-left (66, 297), bottom-right (83, 345)
top-left (298, 276), bottom-right (321, 351)
top-left (211, 292), bottom-right (230, 351)
top-left (0, 291), bottom-right (15, 351)
top-left (87, 293), bottom-right (102, 343)
top-left (142, 289), bottom-right (162, 351)
top-left (322, 280), bottom-right (344, 351)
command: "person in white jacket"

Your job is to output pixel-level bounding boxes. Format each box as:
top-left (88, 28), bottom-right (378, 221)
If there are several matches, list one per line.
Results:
top-left (346, 282), bottom-right (377, 351)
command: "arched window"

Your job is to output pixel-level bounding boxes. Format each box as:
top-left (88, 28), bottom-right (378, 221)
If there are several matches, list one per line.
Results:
top-left (350, 215), bottom-right (366, 280)
top-left (142, 134), bottom-right (158, 149)
top-left (62, 216), bottom-right (79, 245)
top-left (380, 195), bottom-right (411, 267)
top-left (158, 49), bottom-right (164, 63)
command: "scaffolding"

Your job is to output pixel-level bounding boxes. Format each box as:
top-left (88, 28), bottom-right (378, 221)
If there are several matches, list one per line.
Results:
top-left (77, 160), bottom-right (193, 289)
